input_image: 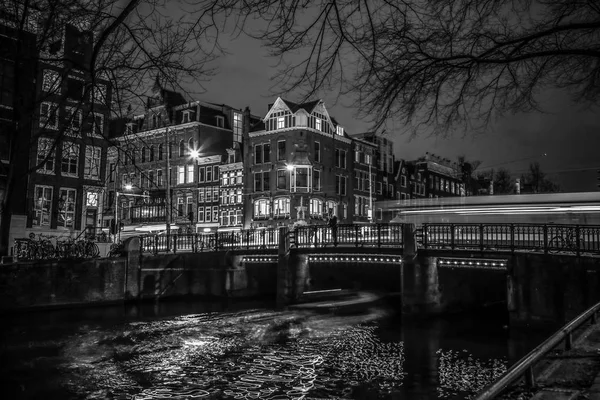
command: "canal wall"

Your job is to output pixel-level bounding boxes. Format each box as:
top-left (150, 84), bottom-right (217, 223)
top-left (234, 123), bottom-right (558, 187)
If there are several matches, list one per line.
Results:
top-left (0, 257), bottom-right (128, 311)
top-left (0, 239), bottom-right (278, 312)
top-left (507, 253), bottom-right (600, 327)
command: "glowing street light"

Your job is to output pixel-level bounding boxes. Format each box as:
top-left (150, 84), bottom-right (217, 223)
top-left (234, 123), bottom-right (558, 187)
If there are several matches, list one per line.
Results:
top-left (189, 149), bottom-right (200, 159)
top-left (124, 184), bottom-right (133, 190)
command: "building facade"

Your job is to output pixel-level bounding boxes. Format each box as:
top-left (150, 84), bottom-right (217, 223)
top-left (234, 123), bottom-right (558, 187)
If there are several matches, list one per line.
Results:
top-left (244, 97), bottom-right (352, 229)
top-left (1, 19), bottom-right (112, 250)
top-left (108, 80), bottom-right (259, 236)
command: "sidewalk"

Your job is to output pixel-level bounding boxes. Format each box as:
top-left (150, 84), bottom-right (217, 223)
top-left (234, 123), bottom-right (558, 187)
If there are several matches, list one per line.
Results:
top-left (502, 321), bottom-right (600, 399)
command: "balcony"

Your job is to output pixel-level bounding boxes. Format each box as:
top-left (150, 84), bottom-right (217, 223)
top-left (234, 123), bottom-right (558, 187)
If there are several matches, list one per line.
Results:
top-left (129, 204), bottom-right (166, 224)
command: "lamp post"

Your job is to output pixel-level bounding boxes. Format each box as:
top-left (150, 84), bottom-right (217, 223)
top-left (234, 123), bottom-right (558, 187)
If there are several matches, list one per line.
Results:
top-left (164, 124), bottom-right (172, 251)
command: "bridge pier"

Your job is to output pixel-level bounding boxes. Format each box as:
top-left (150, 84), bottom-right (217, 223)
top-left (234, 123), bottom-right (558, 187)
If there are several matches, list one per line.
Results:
top-left (401, 256), bottom-right (443, 314)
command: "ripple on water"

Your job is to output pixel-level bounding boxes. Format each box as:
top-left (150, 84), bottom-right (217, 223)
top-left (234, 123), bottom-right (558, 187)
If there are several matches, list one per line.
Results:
top-left (57, 309), bottom-right (409, 399)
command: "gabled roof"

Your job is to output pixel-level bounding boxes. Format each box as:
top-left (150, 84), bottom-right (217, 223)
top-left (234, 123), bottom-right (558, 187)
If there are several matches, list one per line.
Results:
top-left (148, 75), bottom-right (188, 109)
top-left (281, 99), bottom-right (321, 114)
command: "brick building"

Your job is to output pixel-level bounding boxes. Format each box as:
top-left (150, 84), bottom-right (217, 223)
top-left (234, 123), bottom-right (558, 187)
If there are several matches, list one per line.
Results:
top-left (1, 17), bottom-right (112, 250)
top-left (244, 97), bottom-right (352, 229)
top-left (108, 80), bottom-right (260, 235)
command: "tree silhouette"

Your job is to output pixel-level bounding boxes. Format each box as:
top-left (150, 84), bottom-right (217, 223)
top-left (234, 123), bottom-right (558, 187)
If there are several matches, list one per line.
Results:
top-left (0, 0), bottom-right (224, 255)
top-left (494, 168), bottom-right (514, 194)
top-left (199, 0), bottom-right (600, 133)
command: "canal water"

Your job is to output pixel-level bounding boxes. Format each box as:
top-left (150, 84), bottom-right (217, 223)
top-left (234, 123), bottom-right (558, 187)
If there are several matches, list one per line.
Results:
top-left (0, 299), bottom-right (553, 400)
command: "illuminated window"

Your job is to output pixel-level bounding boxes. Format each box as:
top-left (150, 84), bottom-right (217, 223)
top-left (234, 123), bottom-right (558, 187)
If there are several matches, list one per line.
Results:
top-left (309, 198), bottom-right (323, 216)
top-left (178, 166), bottom-right (185, 184)
top-left (37, 137), bottom-right (55, 174)
top-left (41, 69), bottom-right (60, 93)
top-left (273, 197), bottom-right (290, 215)
top-left (33, 185), bottom-right (53, 226)
top-left (57, 188), bottom-right (76, 228)
top-left (61, 142), bottom-right (79, 176)
top-left (187, 165), bottom-right (194, 183)
top-left (92, 113), bottom-right (104, 137)
top-left (254, 198), bottom-right (271, 217)
top-left (233, 112), bottom-right (243, 142)
top-left (84, 146), bottom-right (101, 179)
top-left (65, 107), bottom-right (82, 136)
top-left (40, 102), bottom-right (58, 129)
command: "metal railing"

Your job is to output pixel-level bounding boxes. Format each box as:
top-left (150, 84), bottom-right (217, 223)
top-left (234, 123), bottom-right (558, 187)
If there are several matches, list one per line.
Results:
top-left (140, 229), bottom-right (284, 254)
top-left (138, 223), bottom-right (600, 255)
top-left (295, 223), bottom-right (404, 248)
top-left (421, 223), bottom-right (600, 256)
top-left (474, 301), bottom-right (600, 399)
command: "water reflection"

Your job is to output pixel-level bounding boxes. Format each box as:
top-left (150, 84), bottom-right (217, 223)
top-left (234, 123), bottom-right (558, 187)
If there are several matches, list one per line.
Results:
top-left (55, 309), bottom-right (408, 399)
top-left (437, 349), bottom-right (507, 398)
top-left (0, 302), bottom-right (551, 400)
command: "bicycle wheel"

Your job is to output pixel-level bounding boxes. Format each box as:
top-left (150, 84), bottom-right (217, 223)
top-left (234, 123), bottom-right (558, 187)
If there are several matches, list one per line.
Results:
top-left (548, 236), bottom-right (564, 254)
top-left (86, 242), bottom-right (100, 258)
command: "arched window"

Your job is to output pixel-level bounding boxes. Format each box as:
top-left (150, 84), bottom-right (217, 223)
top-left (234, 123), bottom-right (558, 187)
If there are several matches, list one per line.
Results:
top-left (131, 150), bottom-right (136, 165)
top-left (188, 137), bottom-right (194, 154)
top-left (253, 199), bottom-right (271, 218)
top-left (158, 144), bottom-right (163, 161)
top-left (141, 147), bottom-right (146, 163)
top-left (149, 146), bottom-right (155, 162)
top-left (168, 143), bottom-right (172, 159)
top-left (152, 115), bottom-right (157, 129)
top-left (273, 197), bottom-right (290, 216)
top-left (178, 140), bottom-right (185, 157)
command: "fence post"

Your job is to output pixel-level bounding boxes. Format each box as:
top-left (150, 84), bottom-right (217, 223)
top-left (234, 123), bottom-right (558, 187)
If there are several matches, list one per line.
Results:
top-left (450, 224), bottom-right (455, 250)
top-left (510, 224), bottom-right (515, 253)
top-left (173, 234), bottom-right (178, 254)
top-left (422, 224), bottom-right (428, 249)
top-left (543, 225), bottom-right (548, 255)
top-left (576, 226), bottom-right (581, 257)
top-left (525, 366), bottom-right (535, 388)
top-left (479, 224), bottom-right (484, 252)
top-left (377, 224), bottom-right (382, 248)
top-left (154, 235), bottom-right (159, 255)
top-left (565, 332), bottom-right (573, 350)
top-left (355, 225), bottom-right (360, 247)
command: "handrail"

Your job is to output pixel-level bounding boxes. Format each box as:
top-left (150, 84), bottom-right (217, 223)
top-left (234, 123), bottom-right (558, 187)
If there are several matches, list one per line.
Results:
top-left (474, 300), bottom-right (600, 399)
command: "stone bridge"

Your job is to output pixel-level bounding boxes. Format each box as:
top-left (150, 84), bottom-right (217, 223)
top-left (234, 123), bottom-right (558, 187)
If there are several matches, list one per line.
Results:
top-left (133, 223), bottom-right (600, 327)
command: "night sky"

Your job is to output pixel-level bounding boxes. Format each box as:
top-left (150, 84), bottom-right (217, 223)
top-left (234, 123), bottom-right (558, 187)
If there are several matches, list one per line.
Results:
top-left (178, 26), bottom-right (600, 193)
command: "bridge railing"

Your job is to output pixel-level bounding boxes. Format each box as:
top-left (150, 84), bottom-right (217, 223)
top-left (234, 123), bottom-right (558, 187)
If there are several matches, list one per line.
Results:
top-left (421, 223), bottom-right (600, 255)
top-left (140, 224), bottom-right (406, 253)
top-left (294, 224), bottom-right (404, 249)
top-left (140, 229), bottom-right (284, 254)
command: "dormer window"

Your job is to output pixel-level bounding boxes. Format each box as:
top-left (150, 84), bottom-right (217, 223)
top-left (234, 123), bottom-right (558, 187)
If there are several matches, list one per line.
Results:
top-left (315, 118), bottom-right (321, 131)
top-left (216, 116), bottom-right (224, 128)
top-left (277, 117), bottom-right (285, 129)
top-left (336, 126), bottom-right (344, 136)
top-left (182, 111), bottom-right (191, 123)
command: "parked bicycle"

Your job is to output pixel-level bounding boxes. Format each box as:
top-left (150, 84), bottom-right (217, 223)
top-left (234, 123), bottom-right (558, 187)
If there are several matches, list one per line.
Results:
top-left (55, 237), bottom-right (99, 259)
top-left (107, 242), bottom-right (124, 257)
top-left (16, 233), bottom-right (55, 260)
top-left (548, 229), bottom-right (585, 254)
